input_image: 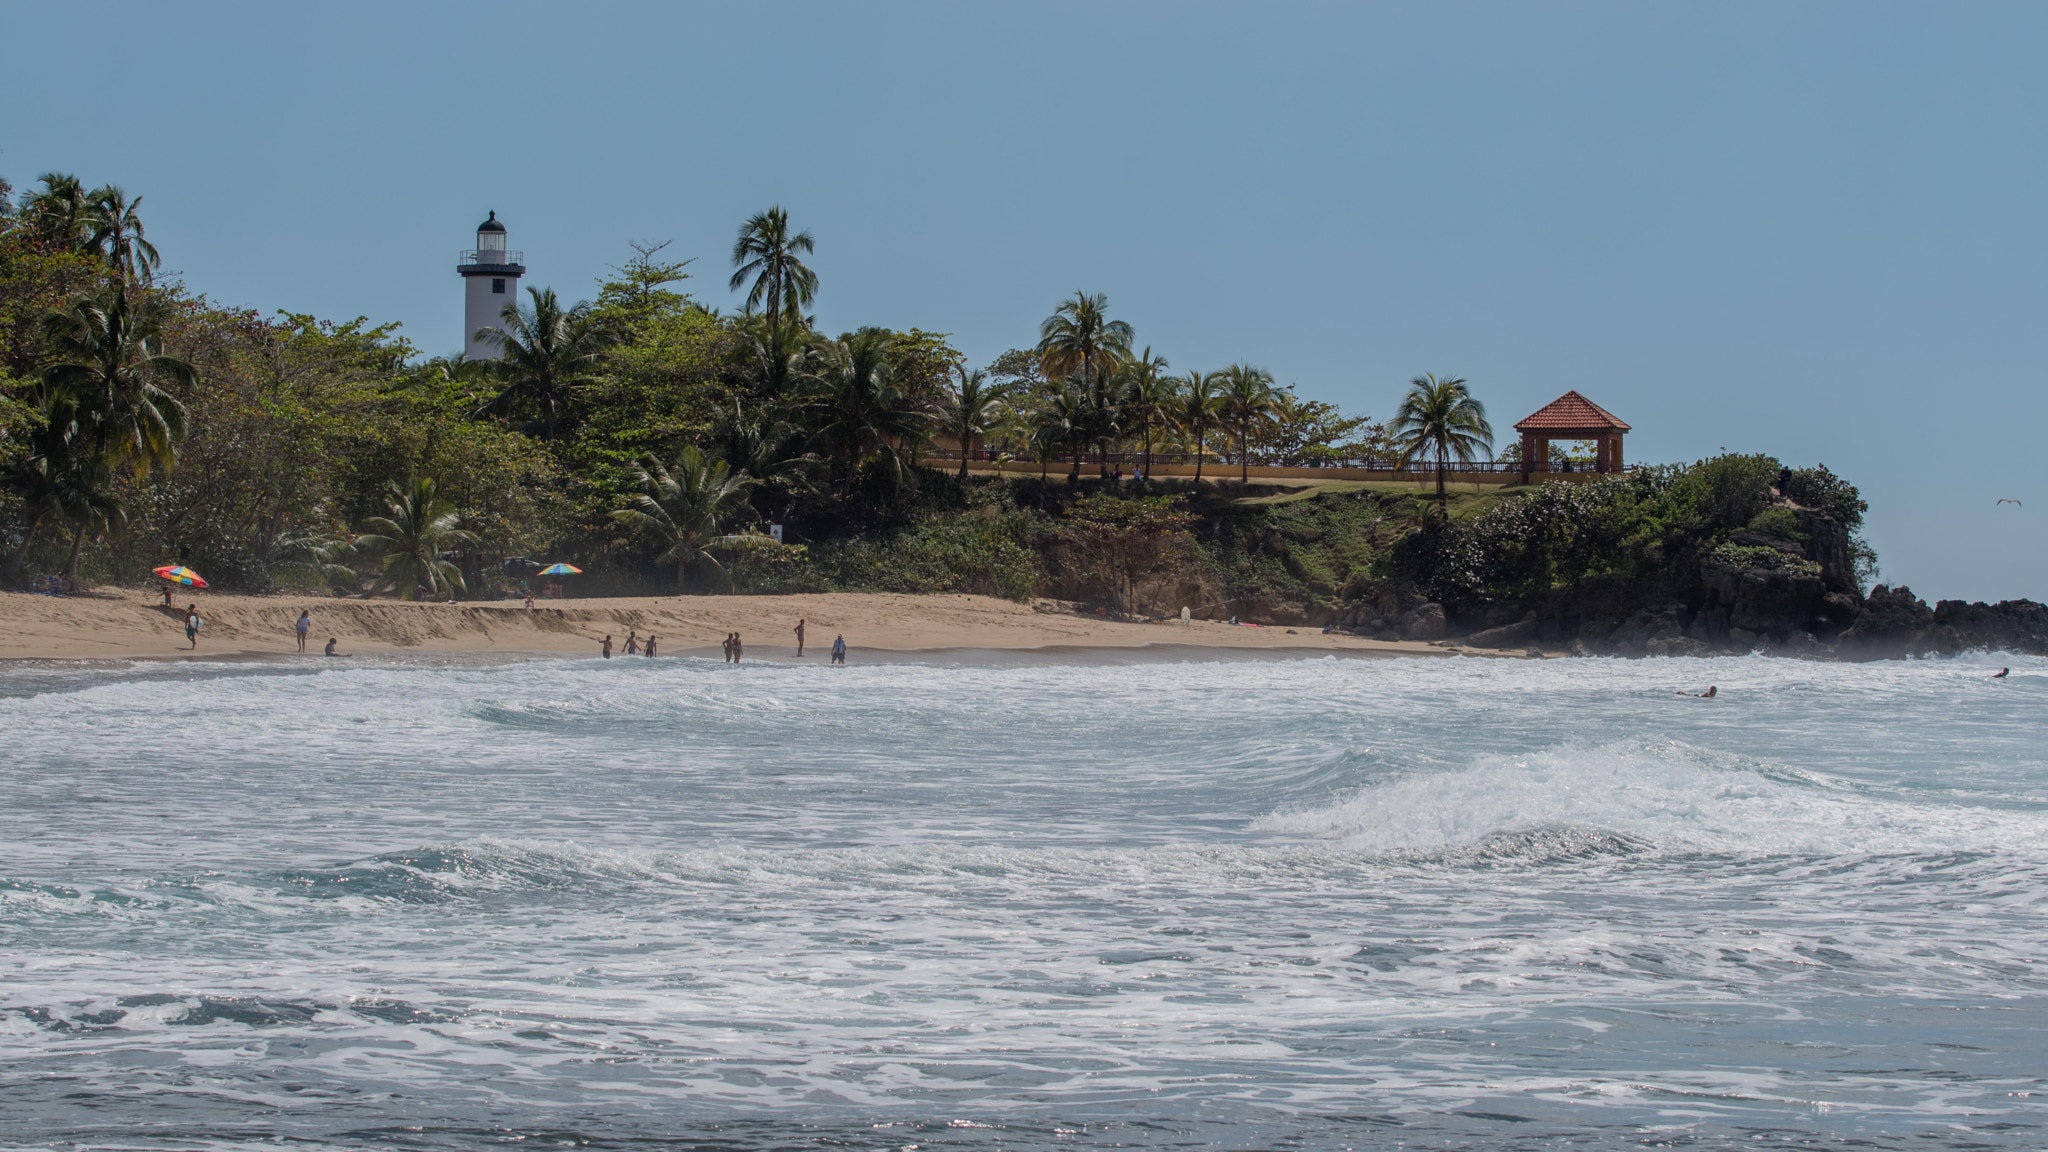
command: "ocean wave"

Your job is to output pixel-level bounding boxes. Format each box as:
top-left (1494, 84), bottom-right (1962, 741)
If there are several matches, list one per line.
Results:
top-left (1250, 738), bottom-right (2048, 858)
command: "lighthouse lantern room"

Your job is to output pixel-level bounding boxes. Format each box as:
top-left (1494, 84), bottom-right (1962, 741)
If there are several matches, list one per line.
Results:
top-left (458, 211), bottom-right (525, 360)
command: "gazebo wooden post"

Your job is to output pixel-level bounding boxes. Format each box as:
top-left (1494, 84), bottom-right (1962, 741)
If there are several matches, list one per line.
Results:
top-left (1519, 432), bottom-right (1535, 481)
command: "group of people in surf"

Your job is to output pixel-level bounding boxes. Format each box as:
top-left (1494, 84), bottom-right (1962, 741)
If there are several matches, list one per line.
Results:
top-left (596, 618), bottom-right (846, 664)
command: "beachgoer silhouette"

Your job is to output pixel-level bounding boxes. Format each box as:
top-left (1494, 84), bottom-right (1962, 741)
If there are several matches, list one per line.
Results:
top-left (296, 610), bottom-right (311, 653)
top-left (602, 634), bottom-right (613, 659)
top-left (794, 618), bottom-right (806, 657)
top-left (625, 630), bottom-right (639, 656)
top-left (831, 634), bottom-right (846, 664)
top-left (1992, 667), bottom-right (2010, 678)
top-left (1677, 685), bottom-right (1717, 698)
top-left (324, 637), bottom-right (339, 656)
top-left (645, 635), bottom-right (657, 658)
top-left (722, 633), bottom-right (734, 662)
top-left (731, 633), bottom-right (742, 662)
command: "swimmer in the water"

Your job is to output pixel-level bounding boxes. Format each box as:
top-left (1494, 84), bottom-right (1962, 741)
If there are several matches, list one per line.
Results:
top-left (1992, 667), bottom-right (2010, 679)
top-left (1677, 685), bottom-right (1716, 698)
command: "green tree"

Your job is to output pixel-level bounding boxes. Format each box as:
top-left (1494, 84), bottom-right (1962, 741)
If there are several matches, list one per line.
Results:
top-left (1118, 346), bottom-right (1171, 476)
top-left (1219, 363), bottom-right (1278, 482)
top-left (355, 476), bottom-right (478, 600)
top-left (41, 286), bottom-right (192, 478)
top-left (1036, 292), bottom-right (1132, 476)
top-left (473, 286), bottom-right (615, 439)
top-left (942, 363), bottom-right (1015, 481)
top-left (84, 186), bottom-right (159, 284)
top-left (19, 173), bottom-right (92, 250)
top-left (728, 206), bottom-right (818, 331)
top-left (0, 387), bottom-right (121, 586)
top-left (611, 443), bottom-right (760, 590)
top-left (1390, 372), bottom-right (1494, 511)
top-left (1032, 383), bottom-right (1092, 482)
top-left (1169, 371), bottom-right (1221, 480)
top-left (801, 327), bottom-right (929, 496)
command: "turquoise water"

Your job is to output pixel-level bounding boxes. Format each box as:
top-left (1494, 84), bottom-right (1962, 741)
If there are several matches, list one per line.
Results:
top-left (1, 651), bottom-right (2043, 1150)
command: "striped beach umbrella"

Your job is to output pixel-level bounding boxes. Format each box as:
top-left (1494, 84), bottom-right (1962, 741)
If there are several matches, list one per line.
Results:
top-left (534, 563), bottom-right (582, 576)
top-left (152, 565), bottom-right (208, 588)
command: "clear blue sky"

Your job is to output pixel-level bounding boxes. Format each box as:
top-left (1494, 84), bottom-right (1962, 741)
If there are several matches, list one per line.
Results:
top-left (4, 2), bottom-right (2042, 601)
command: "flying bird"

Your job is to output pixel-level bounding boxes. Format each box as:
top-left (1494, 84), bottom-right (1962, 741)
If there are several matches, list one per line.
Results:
top-left (1997, 499), bottom-right (2022, 506)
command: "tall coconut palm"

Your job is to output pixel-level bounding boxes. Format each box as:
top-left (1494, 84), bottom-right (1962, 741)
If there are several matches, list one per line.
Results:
top-left (355, 477), bottom-right (478, 600)
top-left (473, 286), bottom-right (615, 439)
top-left (40, 287), bottom-right (193, 479)
top-left (22, 173), bottom-right (94, 250)
top-left (944, 364), bottom-right (1016, 481)
top-left (611, 444), bottom-right (761, 591)
top-left (84, 186), bottom-right (159, 283)
top-left (1170, 371), bottom-right (1221, 481)
top-left (1390, 373), bottom-right (1494, 512)
top-left (802, 328), bottom-right (928, 495)
top-left (1036, 292), bottom-right (1133, 475)
top-left (1031, 383), bottom-right (1093, 482)
top-left (728, 206), bottom-right (818, 331)
top-left (1118, 347), bottom-right (1171, 477)
top-left (1219, 363), bottom-right (1278, 483)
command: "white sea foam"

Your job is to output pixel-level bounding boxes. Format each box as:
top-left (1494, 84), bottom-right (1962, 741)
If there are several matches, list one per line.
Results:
top-left (0, 651), bottom-right (2043, 1149)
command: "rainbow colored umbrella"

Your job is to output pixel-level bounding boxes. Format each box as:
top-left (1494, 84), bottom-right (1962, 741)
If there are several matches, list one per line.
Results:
top-left (534, 563), bottom-right (582, 576)
top-left (153, 565), bottom-right (208, 588)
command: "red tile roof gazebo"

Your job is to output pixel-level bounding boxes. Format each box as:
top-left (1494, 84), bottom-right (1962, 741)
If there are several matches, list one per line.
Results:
top-left (1513, 390), bottom-right (1630, 478)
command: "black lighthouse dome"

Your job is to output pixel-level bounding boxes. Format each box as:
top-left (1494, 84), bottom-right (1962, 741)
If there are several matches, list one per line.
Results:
top-left (476, 210), bottom-right (506, 234)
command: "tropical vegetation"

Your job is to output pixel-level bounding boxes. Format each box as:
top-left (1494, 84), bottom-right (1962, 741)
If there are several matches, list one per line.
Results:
top-left (0, 169), bottom-right (1878, 641)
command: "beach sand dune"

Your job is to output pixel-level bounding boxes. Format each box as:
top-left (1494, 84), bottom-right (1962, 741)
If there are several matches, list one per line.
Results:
top-left (0, 590), bottom-right (1446, 661)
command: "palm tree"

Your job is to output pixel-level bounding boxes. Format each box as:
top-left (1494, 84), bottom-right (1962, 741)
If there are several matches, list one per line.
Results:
top-left (40, 287), bottom-right (193, 479)
top-left (1170, 371), bottom-right (1221, 480)
top-left (1118, 347), bottom-right (1171, 477)
top-left (0, 387), bottom-right (122, 587)
top-left (84, 186), bottom-right (159, 283)
top-left (355, 477), bottom-right (478, 600)
top-left (1036, 292), bottom-right (1133, 475)
top-left (611, 444), bottom-right (760, 591)
top-left (21, 173), bottom-right (92, 250)
top-left (473, 286), bottom-right (615, 438)
top-left (943, 364), bottom-right (1016, 481)
top-left (1390, 373), bottom-right (1494, 512)
top-left (1031, 383), bottom-right (1093, 482)
top-left (735, 313), bottom-right (813, 400)
top-left (728, 206), bottom-right (818, 331)
top-left (801, 328), bottom-right (929, 495)
top-left (1219, 363), bottom-right (1278, 483)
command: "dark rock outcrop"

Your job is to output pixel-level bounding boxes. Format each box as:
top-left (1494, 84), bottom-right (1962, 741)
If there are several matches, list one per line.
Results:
top-left (1931, 598), bottom-right (2048, 655)
top-left (1834, 584), bottom-right (1939, 660)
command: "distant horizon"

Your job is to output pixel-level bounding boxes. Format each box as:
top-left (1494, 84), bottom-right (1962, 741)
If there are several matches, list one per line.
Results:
top-left (4, 1), bottom-right (2042, 601)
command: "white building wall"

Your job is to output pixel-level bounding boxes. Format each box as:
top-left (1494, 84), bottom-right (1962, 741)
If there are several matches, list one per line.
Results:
top-left (464, 271), bottom-right (520, 361)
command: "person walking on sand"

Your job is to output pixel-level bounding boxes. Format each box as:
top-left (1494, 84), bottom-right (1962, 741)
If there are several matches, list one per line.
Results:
top-left (644, 634), bottom-right (657, 658)
top-left (602, 634), bottom-right (613, 659)
top-left (794, 618), bottom-right (806, 657)
top-left (295, 610), bottom-right (312, 653)
top-left (831, 633), bottom-right (846, 664)
top-left (185, 607), bottom-right (202, 649)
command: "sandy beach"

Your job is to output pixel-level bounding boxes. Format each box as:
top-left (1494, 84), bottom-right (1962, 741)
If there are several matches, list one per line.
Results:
top-left (0, 589), bottom-right (1454, 662)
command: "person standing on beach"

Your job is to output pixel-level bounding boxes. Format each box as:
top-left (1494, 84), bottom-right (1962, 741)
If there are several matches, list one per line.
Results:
top-left (722, 633), bottom-right (735, 662)
top-left (794, 618), bottom-right (806, 657)
top-left (185, 607), bottom-right (201, 649)
top-left (831, 634), bottom-right (846, 664)
top-left (644, 634), bottom-right (657, 658)
top-left (731, 633), bottom-right (743, 662)
top-left (295, 610), bottom-right (311, 653)
top-left (601, 634), bottom-right (613, 659)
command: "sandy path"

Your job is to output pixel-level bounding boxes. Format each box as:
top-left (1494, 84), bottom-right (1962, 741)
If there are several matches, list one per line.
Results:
top-left (0, 590), bottom-right (1449, 661)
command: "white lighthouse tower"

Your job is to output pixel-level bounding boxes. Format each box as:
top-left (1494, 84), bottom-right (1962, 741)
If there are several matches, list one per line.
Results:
top-left (457, 211), bottom-right (524, 360)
